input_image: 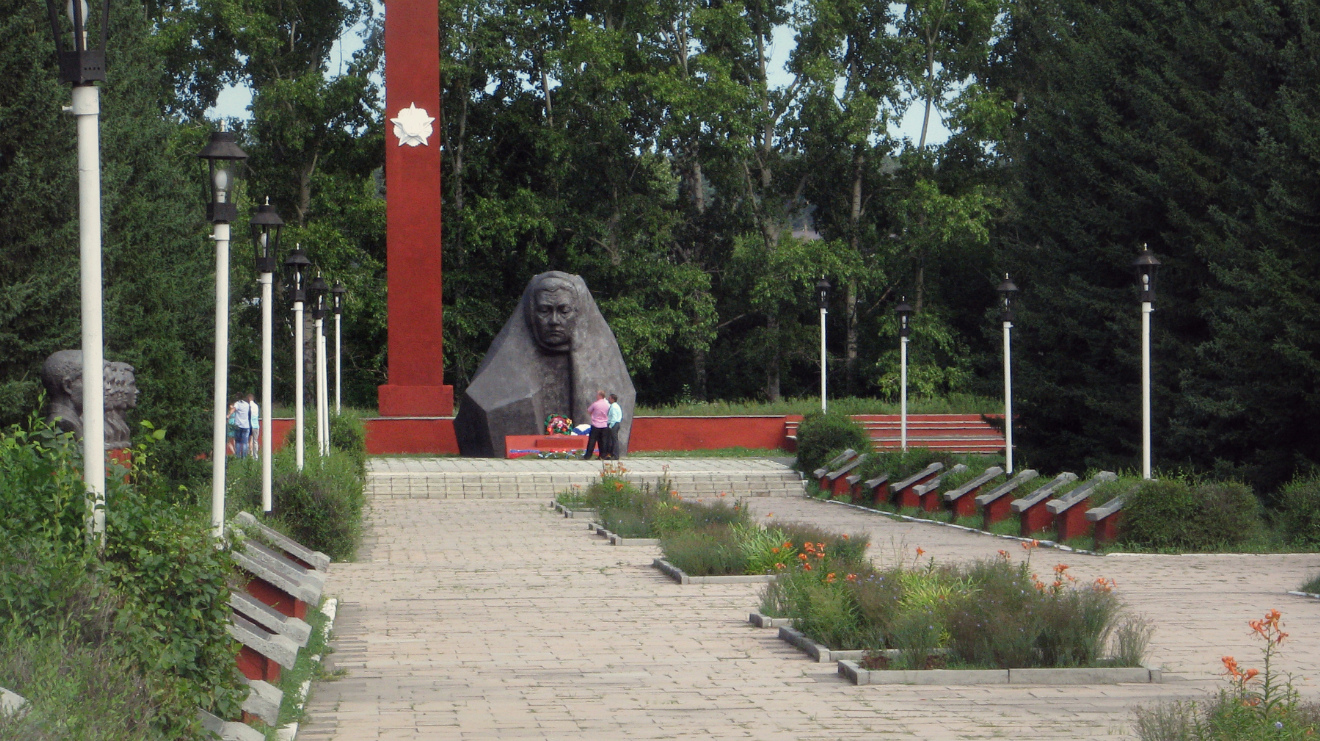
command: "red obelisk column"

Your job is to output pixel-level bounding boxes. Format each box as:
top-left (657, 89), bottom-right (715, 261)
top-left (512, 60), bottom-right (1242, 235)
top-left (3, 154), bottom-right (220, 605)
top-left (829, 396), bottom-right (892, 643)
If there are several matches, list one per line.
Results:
top-left (378, 0), bottom-right (453, 416)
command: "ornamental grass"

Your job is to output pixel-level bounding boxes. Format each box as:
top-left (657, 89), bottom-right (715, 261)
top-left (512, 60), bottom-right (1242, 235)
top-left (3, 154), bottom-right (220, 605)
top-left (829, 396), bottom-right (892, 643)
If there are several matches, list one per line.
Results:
top-left (761, 544), bottom-right (1148, 670)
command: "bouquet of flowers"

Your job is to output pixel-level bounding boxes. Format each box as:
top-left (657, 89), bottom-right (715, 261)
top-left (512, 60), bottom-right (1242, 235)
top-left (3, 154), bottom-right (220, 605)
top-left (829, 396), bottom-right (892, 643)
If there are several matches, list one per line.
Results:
top-left (545, 414), bottom-right (572, 435)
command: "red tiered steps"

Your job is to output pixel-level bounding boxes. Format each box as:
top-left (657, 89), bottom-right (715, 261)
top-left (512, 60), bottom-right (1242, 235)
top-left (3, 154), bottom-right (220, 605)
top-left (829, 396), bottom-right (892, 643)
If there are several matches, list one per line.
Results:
top-left (785, 414), bottom-right (1005, 454)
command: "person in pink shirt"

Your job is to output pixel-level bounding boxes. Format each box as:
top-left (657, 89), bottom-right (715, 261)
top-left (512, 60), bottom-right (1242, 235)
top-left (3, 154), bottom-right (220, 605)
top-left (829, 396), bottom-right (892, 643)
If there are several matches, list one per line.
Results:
top-left (583, 391), bottom-right (611, 460)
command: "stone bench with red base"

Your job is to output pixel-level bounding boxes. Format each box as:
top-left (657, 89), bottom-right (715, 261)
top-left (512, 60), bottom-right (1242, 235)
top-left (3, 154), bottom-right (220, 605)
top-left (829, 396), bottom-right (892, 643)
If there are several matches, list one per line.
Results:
top-left (826, 454), bottom-right (868, 498)
top-left (813, 449), bottom-right (858, 489)
top-left (944, 466), bottom-right (1004, 518)
top-left (861, 474), bottom-right (890, 505)
top-left (198, 709), bottom-right (265, 741)
top-left (1046, 472), bottom-right (1117, 541)
top-left (975, 469), bottom-right (1039, 526)
top-left (234, 512), bottom-right (330, 572)
top-left (230, 591), bottom-right (312, 648)
top-left (914, 464), bottom-right (966, 512)
top-left (230, 612), bottom-right (298, 684)
top-left (233, 540), bottom-right (323, 621)
top-left (1010, 473), bottom-right (1078, 537)
top-left (1086, 495), bottom-right (1128, 546)
top-left (894, 463), bottom-right (945, 509)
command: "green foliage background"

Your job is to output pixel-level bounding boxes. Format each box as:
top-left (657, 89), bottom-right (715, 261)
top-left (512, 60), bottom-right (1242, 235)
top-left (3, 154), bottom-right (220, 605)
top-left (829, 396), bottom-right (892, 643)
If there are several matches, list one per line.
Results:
top-left (3, 0), bottom-right (1320, 494)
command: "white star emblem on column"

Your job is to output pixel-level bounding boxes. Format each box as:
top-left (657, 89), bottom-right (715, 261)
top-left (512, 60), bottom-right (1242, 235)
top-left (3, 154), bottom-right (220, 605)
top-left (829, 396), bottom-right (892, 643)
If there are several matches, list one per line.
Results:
top-left (391, 103), bottom-right (435, 147)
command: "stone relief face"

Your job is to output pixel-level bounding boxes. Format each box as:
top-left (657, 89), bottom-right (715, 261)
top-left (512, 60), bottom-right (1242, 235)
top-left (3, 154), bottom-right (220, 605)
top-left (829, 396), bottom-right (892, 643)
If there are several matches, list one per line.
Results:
top-left (64, 374), bottom-right (84, 414)
top-left (530, 287), bottom-right (579, 352)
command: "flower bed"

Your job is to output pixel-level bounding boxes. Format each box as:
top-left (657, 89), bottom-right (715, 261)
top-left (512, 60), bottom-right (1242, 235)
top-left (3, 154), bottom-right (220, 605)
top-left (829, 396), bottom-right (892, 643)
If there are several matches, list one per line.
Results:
top-left (757, 543), bottom-right (1153, 674)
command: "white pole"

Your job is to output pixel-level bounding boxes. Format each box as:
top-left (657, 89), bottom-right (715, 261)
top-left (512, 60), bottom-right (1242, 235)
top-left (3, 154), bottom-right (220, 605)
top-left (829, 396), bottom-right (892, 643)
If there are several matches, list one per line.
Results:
top-left (210, 220), bottom-right (230, 538)
top-left (1142, 301), bottom-right (1152, 479)
top-left (900, 335), bottom-right (908, 452)
top-left (819, 307), bottom-right (827, 413)
top-left (70, 84), bottom-right (105, 544)
top-left (260, 272), bottom-right (273, 511)
top-left (335, 312), bottom-right (342, 414)
top-left (1003, 320), bottom-right (1014, 474)
top-left (294, 301), bottom-right (305, 471)
top-left (315, 317), bottom-right (326, 456)
top-left (320, 322), bottom-right (329, 452)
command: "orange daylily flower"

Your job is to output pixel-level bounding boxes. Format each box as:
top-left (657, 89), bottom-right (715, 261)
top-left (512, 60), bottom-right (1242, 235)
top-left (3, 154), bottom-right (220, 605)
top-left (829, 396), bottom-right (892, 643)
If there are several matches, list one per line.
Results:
top-left (915, 547), bottom-right (925, 557)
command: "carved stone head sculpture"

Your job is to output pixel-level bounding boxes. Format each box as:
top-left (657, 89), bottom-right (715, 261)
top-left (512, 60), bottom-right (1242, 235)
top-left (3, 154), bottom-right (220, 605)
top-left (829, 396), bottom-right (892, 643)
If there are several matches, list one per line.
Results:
top-left (41, 350), bottom-right (138, 449)
top-left (525, 273), bottom-right (580, 353)
top-left (41, 350), bottom-right (85, 437)
top-left (454, 271), bottom-right (636, 457)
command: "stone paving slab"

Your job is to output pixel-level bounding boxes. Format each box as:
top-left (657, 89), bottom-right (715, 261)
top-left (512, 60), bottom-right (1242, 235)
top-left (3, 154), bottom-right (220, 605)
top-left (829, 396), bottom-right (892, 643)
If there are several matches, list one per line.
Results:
top-left (299, 477), bottom-right (1320, 740)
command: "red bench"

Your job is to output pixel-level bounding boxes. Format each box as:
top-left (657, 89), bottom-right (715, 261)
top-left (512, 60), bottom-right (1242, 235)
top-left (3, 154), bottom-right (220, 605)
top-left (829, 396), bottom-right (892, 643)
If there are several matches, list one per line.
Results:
top-left (1011, 473), bottom-right (1079, 537)
top-left (975, 470), bottom-right (1039, 525)
top-left (944, 466), bottom-right (1004, 518)
top-left (1047, 472), bottom-right (1117, 541)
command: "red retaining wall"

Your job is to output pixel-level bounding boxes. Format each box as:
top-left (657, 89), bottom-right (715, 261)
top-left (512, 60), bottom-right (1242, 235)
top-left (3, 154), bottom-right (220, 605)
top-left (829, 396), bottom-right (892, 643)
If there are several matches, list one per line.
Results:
top-left (264, 413), bottom-right (996, 456)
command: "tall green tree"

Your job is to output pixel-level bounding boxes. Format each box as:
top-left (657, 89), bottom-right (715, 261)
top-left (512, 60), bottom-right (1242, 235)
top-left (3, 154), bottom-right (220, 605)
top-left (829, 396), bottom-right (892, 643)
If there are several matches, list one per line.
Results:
top-left (1000, 0), bottom-right (1320, 493)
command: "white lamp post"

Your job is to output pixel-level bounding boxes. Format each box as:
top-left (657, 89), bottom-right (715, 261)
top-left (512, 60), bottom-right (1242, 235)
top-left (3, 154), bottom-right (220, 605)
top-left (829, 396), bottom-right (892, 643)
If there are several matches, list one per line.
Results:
top-left (308, 275), bottom-right (329, 456)
top-left (250, 200), bottom-right (283, 512)
top-left (996, 275), bottom-right (1018, 474)
top-left (1133, 245), bottom-right (1161, 479)
top-left (198, 127), bottom-right (249, 538)
top-left (332, 282), bottom-right (346, 414)
top-left (896, 298), bottom-right (913, 452)
top-left (44, 0), bottom-right (110, 543)
top-left (816, 278), bottom-right (830, 413)
top-left (283, 248), bottom-right (311, 470)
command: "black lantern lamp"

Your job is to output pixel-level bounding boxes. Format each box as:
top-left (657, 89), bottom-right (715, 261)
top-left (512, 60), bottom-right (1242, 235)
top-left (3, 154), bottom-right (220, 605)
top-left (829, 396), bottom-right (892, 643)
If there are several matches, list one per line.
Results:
top-left (45, 0), bottom-right (109, 84)
top-left (308, 275), bottom-right (329, 321)
top-left (996, 273), bottom-right (1019, 322)
top-left (197, 127), bottom-right (247, 224)
top-left (331, 282), bottom-right (347, 315)
top-left (816, 278), bottom-right (831, 311)
top-left (1132, 243), bottom-right (1161, 303)
top-left (250, 198), bottom-right (284, 273)
top-left (896, 298), bottom-right (914, 338)
top-left (283, 247), bottom-right (311, 305)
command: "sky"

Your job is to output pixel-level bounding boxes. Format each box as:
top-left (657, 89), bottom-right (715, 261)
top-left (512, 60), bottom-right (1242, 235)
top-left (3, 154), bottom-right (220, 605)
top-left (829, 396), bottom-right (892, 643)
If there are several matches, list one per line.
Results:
top-left (206, 21), bottom-right (951, 147)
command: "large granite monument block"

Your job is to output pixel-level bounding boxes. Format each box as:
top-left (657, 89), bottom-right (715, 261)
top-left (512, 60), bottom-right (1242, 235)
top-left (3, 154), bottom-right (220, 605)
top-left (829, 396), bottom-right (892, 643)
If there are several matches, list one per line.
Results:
top-left (455, 271), bottom-right (636, 457)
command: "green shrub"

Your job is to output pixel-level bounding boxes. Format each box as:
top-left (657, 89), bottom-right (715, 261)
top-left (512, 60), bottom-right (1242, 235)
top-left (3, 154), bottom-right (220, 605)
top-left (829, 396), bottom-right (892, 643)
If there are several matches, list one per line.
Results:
top-left (0, 416), bottom-right (242, 736)
top-left (1122, 478), bottom-right (1264, 551)
top-left (224, 449), bottom-right (366, 560)
top-left (329, 408), bottom-right (367, 477)
top-left (102, 484), bottom-right (245, 730)
top-left (794, 411), bottom-right (870, 474)
top-left (1277, 475), bottom-right (1320, 547)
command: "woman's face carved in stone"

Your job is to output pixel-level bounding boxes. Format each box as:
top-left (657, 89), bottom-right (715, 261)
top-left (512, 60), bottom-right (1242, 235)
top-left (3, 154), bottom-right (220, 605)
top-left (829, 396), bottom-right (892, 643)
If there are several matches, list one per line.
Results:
top-left (531, 286), bottom-right (579, 352)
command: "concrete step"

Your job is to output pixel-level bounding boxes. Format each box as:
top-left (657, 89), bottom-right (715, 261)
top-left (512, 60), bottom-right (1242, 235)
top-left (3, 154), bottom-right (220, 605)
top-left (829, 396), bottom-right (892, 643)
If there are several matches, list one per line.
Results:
top-left (366, 458), bottom-right (806, 499)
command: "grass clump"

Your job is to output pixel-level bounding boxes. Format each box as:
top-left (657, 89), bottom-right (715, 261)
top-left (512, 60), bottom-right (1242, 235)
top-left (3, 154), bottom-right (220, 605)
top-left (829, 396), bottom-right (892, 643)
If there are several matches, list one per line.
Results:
top-left (763, 545), bottom-right (1143, 670)
top-left (1133, 609), bottom-right (1318, 740)
top-left (1299, 574), bottom-right (1320, 594)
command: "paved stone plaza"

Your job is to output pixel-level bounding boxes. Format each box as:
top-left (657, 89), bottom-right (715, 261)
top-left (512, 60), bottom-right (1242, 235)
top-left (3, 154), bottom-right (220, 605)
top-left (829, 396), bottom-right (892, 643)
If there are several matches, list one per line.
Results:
top-left (299, 458), bottom-right (1320, 740)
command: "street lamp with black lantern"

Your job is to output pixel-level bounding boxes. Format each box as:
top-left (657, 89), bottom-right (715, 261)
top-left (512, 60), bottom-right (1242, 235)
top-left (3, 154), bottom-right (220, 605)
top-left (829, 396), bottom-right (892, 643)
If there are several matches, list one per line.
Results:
top-left (45, 0), bottom-right (110, 544)
top-left (1132, 245), bottom-right (1161, 479)
top-left (896, 298), bottom-right (914, 451)
top-left (251, 199), bottom-right (283, 511)
top-left (332, 282), bottom-right (347, 414)
top-left (816, 278), bottom-right (830, 413)
top-left (283, 247), bottom-right (311, 470)
top-left (997, 275), bottom-right (1019, 474)
top-left (198, 128), bottom-right (248, 537)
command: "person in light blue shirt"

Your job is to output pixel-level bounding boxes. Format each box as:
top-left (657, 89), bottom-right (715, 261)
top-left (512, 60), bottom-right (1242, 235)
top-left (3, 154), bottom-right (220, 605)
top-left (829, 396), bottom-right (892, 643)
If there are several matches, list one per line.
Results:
top-left (605, 393), bottom-right (623, 460)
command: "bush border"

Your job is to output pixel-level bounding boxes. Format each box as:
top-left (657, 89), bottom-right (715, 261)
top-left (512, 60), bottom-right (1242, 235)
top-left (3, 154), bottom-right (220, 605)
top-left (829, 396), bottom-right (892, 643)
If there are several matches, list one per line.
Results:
top-left (838, 659), bottom-right (1163, 686)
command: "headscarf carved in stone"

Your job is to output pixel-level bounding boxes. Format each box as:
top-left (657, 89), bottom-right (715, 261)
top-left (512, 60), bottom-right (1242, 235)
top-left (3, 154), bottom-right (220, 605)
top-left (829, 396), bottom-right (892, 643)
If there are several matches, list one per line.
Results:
top-left (454, 271), bottom-right (636, 457)
top-left (41, 350), bottom-right (138, 449)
